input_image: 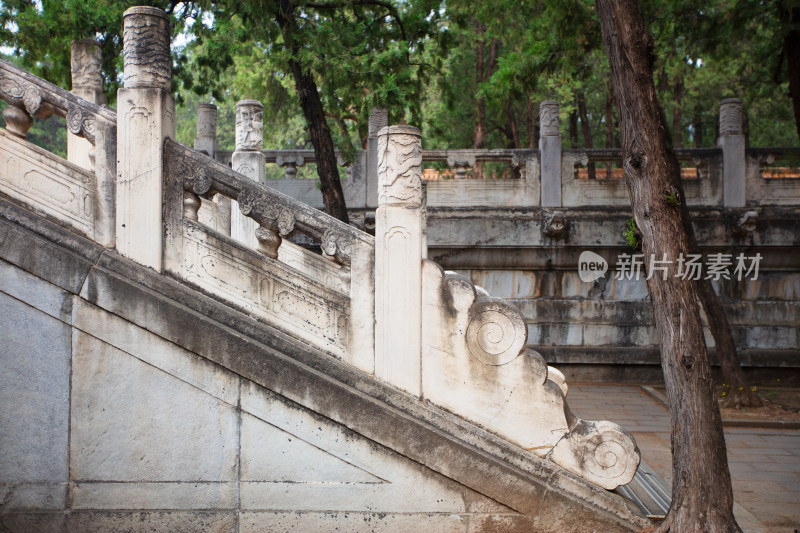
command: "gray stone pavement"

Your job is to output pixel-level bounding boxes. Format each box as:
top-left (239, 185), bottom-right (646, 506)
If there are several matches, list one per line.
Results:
top-left (567, 383), bottom-right (800, 533)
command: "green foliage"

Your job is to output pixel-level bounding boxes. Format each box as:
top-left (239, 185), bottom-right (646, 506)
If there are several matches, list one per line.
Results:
top-left (665, 186), bottom-right (681, 206)
top-left (623, 218), bottom-right (640, 249)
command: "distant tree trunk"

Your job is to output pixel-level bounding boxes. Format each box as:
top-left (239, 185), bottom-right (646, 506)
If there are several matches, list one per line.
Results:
top-left (568, 109), bottom-right (578, 147)
top-left (526, 91), bottom-right (538, 148)
top-left (696, 279), bottom-right (763, 409)
top-left (507, 105), bottom-right (520, 148)
top-left (606, 81), bottom-right (614, 178)
top-left (693, 104), bottom-right (703, 147)
top-left (577, 91), bottom-right (596, 179)
top-left (596, 1), bottom-right (741, 531)
top-left (780, 2), bottom-right (800, 141)
top-left (276, 0), bottom-right (349, 223)
top-left (672, 74), bottom-right (683, 147)
top-left (474, 34), bottom-right (486, 150)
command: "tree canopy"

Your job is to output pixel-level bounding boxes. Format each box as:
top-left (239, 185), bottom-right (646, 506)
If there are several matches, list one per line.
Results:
top-left (2, 0), bottom-right (798, 162)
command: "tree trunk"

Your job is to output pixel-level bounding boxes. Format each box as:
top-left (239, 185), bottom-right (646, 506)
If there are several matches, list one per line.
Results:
top-left (693, 104), bottom-right (703, 147)
top-left (577, 91), bottom-right (596, 179)
top-left (507, 105), bottom-right (520, 149)
top-left (780, 2), bottom-right (800, 142)
top-left (595, 1), bottom-right (741, 531)
top-left (672, 74), bottom-right (683, 147)
top-left (696, 279), bottom-right (763, 409)
top-left (568, 109), bottom-right (578, 147)
top-left (276, 0), bottom-right (349, 223)
top-left (526, 91), bottom-right (538, 149)
top-left (606, 81), bottom-right (614, 178)
top-left (474, 26), bottom-right (486, 150)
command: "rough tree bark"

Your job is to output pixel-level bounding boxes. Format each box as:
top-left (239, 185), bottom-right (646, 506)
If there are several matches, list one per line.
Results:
top-left (696, 279), bottom-right (763, 409)
top-left (526, 91), bottom-right (538, 149)
top-left (276, 0), bottom-right (349, 223)
top-left (595, 1), bottom-right (741, 531)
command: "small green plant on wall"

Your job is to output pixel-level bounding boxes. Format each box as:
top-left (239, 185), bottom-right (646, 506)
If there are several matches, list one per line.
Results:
top-left (623, 218), bottom-right (639, 249)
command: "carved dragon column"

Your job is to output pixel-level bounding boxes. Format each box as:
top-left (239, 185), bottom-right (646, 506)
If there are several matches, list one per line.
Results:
top-left (68, 39), bottom-right (105, 169)
top-left (539, 100), bottom-right (562, 207)
top-left (374, 125), bottom-right (424, 396)
top-left (231, 100), bottom-right (268, 251)
top-left (116, 6), bottom-right (174, 270)
top-left (718, 98), bottom-right (745, 207)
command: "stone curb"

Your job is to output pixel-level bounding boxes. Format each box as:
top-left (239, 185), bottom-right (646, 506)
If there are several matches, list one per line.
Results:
top-left (639, 385), bottom-right (800, 430)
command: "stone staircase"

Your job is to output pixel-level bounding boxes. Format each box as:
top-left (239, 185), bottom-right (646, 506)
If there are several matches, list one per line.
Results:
top-left (0, 7), bottom-right (651, 532)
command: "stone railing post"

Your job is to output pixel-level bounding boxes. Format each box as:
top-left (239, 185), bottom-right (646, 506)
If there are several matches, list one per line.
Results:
top-left (375, 125), bottom-right (424, 395)
top-left (366, 107), bottom-right (388, 208)
top-left (718, 98), bottom-right (745, 207)
top-left (231, 100), bottom-right (266, 250)
top-left (68, 39), bottom-right (105, 169)
top-left (194, 103), bottom-right (218, 156)
top-left (539, 100), bottom-right (562, 207)
top-left (194, 103), bottom-right (231, 236)
top-left (116, 6), bottom-right (174, 270)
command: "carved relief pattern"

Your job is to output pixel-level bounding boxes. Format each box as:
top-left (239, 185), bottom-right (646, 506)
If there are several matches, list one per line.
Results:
top-left (0, 75), bottom-right (42, 116)
top-left (378, 130), bottom-right (422, 206)
top-left (0, 131), bottom-right (94, 237)
top-left (65, 105), bottom-right (97, 143)
top-left (71, 40), bottom-right (104, 92)
top-left (465, 298), bottom-right (527, 366)
top-left (179, 224), bottom-right (347, 354)
top-left (235, 102), bottom-right (264, 151)
top-left (719, 99), bottom-right (743, 135)
top-left (368, 108), bottom-right (389, 136)
top-left (196, 104), bottom-right (217, 137)
top-left (122, 10), bottom-right (171, 90)
top-left (539, 101), bottom-right (559, 136)
top-left (549, 419), bottom-right (640, 490)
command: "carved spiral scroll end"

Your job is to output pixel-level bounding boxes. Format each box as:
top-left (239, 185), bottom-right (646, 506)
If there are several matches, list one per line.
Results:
top-left (192, 172), bottom-right (214, 197)
top-left (277, 208), bottom-right (295, 237)
top-left (465, 297), bottom-right (527, 366)
top-left (549, 419), bottom-right (641, 490)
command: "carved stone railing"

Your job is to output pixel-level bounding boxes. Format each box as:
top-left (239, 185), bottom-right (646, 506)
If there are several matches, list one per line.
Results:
top-left (164, 139), bottom-right (375, 371)
top-left (0, 58), bottom-right (116, 246)
top-left (562, 147), bottom-right (723, 207)
top-left (421, 149), bottom-right (540, 208)
top-left (747, 147), bottom-right (800, 206)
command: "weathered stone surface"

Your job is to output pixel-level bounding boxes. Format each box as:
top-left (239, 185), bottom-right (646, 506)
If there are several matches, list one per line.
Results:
top-left (70, 331), bottom-right (239, 486)
top-left (0, 291), bottom-right (70, 488)
top-left (68, 511), bottom-right (236, 533)
top-left (0, 512), bottom-right (66, 533)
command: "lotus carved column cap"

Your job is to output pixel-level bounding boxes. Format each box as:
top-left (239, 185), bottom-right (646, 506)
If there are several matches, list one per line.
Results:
top-left (539, 100), bottom-right (560, 137)
top-left (719, 98), bottom-right (743, 136)
top-left (235, 100), bottom-right (264, 151)
top-left (377, 125), bottom-right (422, 207)
top-left (122, 6), bottom-right (171, 91)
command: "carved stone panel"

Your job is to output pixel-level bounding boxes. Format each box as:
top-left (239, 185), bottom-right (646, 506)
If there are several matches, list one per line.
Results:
top-left (539, 100), bottom-right (560, 137)
top-left (235, 100), bottom-right (264, 151)
top-left (180, 222), bottom-right (348, 356)
top-left (719, 98), bottom-right (743, 136)
top-left (0, 130), bottom-right (94, 237)
top-left (377, 125), bottom-right (422, 206)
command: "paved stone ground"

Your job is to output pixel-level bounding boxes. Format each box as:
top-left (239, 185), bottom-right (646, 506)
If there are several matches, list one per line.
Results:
top-left (567, 383), bottom-right (800, 533)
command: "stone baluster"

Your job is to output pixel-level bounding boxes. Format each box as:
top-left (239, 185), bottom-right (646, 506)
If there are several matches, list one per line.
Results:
top-left (194, 103), bottom-right (218, 156)
top-left (539, 100), bottom-right (562, 207)
top-left (375, 125), bottom-right (424, 396)
top-left (366, 107), bottom-right (388, 208)
top-left (718, 98), bottom-right (745, 207)
top-left (116, 6), bottom-right (174, 270)
top-left (447, 154), bottom-right (475, 179)
top-left (231, 100), bottom-right (275, 253)
top-left (68, 39), bottom-right (105, 169)
top-left (193, 103), bottom-right (231, 236)
top-left (2, 105), bottom-right (34, 138)
top-left (275, 154), bottom-right (305, 179)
